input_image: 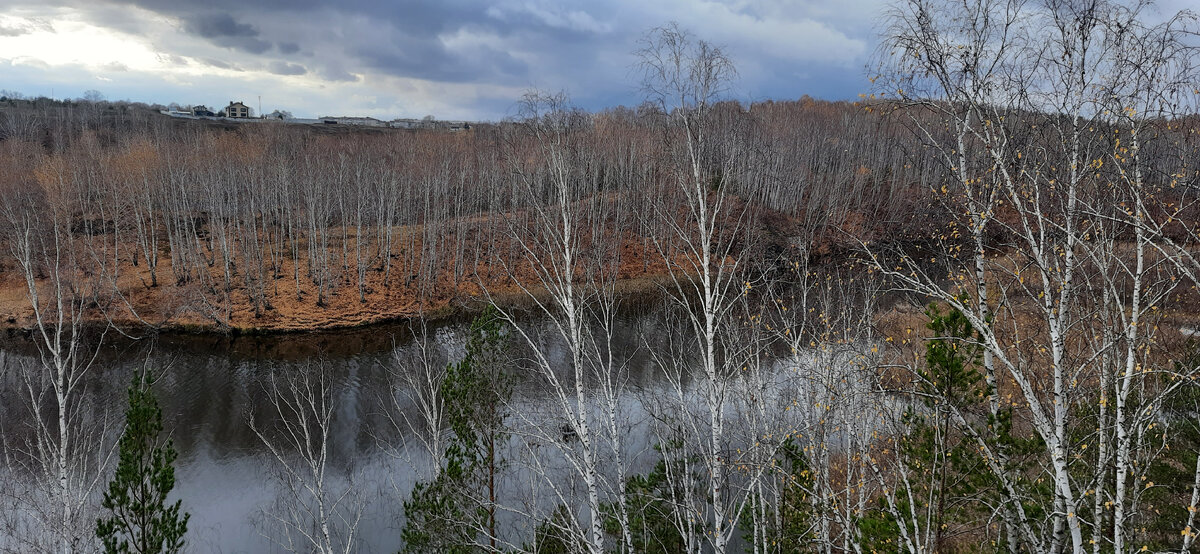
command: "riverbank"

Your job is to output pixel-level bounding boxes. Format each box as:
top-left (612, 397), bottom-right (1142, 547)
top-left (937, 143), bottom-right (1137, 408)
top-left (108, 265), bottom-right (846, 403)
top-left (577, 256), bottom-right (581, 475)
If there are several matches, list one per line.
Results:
top-left (0, 240), bottom-right (686, 336)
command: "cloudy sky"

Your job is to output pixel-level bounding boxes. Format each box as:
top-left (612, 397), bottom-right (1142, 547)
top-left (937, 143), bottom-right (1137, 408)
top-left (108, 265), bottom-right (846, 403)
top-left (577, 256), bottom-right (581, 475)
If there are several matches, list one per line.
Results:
top-left (1, 0), bottom-right (902, 120)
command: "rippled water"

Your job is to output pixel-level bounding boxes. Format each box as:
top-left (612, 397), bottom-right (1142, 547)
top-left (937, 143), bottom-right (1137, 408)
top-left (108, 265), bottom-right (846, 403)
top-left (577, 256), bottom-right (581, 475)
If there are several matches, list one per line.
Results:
top-left (0, 306), bottom-right (683, 553)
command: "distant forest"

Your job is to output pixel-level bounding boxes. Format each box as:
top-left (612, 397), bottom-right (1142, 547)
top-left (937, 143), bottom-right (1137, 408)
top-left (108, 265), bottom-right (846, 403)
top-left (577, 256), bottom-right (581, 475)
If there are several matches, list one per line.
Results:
top-left (0, 91), bottom-right (949, 331)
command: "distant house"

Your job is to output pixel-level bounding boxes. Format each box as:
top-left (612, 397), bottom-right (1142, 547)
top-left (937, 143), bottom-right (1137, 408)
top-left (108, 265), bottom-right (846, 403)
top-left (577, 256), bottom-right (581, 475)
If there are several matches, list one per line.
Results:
top-left (388, 118), bottom-right (471, 131)
top-left (192, 105), bottom-right (215, 117)
top-left (389, 118), bottom-right (421, 129)
top-left (318, 116), bottom-right (386, 127)
top-left (226, 101), bottom-right (251, 118)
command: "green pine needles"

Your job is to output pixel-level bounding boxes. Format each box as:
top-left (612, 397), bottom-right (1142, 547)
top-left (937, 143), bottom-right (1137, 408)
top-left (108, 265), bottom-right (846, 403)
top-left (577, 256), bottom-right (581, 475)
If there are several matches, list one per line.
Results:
top-left (402, 306), bottom-right (510, 553)
top-left (96, 371), bottom-right (189, 554)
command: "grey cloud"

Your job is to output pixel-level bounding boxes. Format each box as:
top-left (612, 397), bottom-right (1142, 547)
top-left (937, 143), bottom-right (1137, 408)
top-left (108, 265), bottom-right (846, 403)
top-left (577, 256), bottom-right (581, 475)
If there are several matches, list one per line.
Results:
top-left (486, 3), bottom-right (612, 34)
top-left (184, 12), bottom-right (258, 38)
top-left (111, 0), bottom-right (493, 38)
top-left (200, 57), bottom-right (241, 71)
top-left (317, 65), bottom-right (359, 82)
top-left (222, 35), bottom-right (271, 54)
top-left (350, 28), bottom-right (530, 84)
top-left (0, 16), bottom-right (53, 36)
top-left (81, 5), bottom-right (148, 34)
top-left (157, 53), bottom-right (189, 65)
top-left (183, 12), bottom-right (271, 53)
top-left (0, 23), bottom-right (33, 37)
top-left (78, 0), bottom-right (589, 85)
top-left (268, 61), bottom-right (307, 75)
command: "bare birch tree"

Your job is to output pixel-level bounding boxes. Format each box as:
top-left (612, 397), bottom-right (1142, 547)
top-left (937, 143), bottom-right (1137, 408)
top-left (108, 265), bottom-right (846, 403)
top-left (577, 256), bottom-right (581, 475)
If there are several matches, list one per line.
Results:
top-left (487, 90), bottom-right (636, 553)
top-left (872, 0), bottom-right (1200, 551)
top-left (0, 143), bottom-right (115, 553)
top-left (250, 361), bottom-right (365, 554)
top-left (636, 22), bottom-right (762, 554)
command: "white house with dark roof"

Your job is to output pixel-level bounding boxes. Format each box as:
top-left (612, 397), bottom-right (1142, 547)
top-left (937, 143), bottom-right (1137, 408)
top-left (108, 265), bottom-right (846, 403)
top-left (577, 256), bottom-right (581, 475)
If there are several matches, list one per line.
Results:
top-left (226, 101), bottom-right (251, 118)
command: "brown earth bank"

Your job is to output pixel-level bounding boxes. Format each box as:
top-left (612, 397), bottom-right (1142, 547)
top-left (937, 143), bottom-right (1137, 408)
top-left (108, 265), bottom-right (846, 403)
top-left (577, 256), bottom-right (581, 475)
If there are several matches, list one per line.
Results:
top-left (0, 183), bottom-right (840, 336)
top-left (0, 227), bottom-right (693, 335)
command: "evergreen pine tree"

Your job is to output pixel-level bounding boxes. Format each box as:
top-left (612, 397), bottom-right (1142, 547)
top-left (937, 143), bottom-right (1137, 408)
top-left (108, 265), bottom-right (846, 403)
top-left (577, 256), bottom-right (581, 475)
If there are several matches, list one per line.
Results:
top-left (96, 371), bottom-right (189, 553)
top-left (604, 442), bottom-right (694, 554)
top-left (860, 302), bottom-right (990, 552)
top-left (402, 307), bottom-right (510, 553)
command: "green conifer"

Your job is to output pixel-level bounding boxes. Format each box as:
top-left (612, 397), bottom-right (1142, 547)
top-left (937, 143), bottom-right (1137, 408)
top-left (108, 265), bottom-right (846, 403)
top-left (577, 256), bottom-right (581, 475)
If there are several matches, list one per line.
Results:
top-left (96, 372), bottom-right (189, 553)
top-left (402, 307), bottom-right (509, 553)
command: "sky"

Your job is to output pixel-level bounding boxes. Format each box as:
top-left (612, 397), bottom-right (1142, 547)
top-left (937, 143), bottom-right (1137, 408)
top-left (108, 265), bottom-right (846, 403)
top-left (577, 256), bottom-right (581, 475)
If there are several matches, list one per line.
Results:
top-left (0, 0), bottom-right (894, 120)
top-left (2, 0), bottom-right (1193, 121)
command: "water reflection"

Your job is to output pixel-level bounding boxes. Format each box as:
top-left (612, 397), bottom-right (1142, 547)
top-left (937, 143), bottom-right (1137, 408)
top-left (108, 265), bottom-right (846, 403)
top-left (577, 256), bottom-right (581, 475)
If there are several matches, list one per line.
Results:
top-left (0, 296), bottom-right (875, 553)
top-left (0, 306), bottom-right (682, 552)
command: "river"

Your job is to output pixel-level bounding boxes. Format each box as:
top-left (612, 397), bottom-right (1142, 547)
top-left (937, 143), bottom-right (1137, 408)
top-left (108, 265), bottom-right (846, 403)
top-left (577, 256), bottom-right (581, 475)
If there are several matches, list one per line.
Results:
top-left (0, 305), bottom-right (704, 553)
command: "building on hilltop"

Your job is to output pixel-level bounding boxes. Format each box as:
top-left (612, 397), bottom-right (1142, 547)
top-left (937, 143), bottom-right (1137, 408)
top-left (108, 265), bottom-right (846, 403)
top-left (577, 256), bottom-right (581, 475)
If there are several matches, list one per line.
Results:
top-left (226, 101), bottom-right (251, 118)
top-left (317, 116), bottom-right (386, 127)
top-left (388, 118), bottom-right (471, 131)
top-left (192, 105), bottom-right (215, 117)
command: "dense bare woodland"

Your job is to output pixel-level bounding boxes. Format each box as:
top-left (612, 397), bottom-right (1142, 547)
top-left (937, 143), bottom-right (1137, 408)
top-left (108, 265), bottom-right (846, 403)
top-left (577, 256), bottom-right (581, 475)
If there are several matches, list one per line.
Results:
top-left (4, 0), bottom-right (1200, 552)
top-left (0, 88), bottom-right (939, 333)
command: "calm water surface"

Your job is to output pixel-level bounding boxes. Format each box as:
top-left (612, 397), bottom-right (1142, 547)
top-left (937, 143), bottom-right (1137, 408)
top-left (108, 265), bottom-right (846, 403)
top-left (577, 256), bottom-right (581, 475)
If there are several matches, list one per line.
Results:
top-left (0, 307), bottom-right (683, 553)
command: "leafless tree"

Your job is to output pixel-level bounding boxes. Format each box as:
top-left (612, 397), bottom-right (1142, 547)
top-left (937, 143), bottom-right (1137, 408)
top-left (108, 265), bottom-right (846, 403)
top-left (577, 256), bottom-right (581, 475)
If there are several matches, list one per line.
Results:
top-left (487, 90), bottom-right (636, 553)
top-left (0, 142), bottom-right (115, 553)
top-left (872, 0), bottom-right (1200, 551)
top-left (249, 361), bottom-right (365, 554)
top-left (636, 22), bottom-right (766, 554)
top-left (377, 322), bottom-right (454, 481)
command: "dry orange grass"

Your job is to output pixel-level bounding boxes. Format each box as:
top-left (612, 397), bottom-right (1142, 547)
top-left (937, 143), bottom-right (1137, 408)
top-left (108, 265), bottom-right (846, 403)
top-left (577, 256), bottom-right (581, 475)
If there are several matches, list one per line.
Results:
top-left (0, 218), bottom-right (680, 333)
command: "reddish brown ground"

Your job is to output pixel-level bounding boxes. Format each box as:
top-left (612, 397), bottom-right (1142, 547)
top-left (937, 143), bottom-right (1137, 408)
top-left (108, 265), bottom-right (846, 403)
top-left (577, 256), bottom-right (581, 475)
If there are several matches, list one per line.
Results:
top-left (0, 223), bottom-right (680, 334)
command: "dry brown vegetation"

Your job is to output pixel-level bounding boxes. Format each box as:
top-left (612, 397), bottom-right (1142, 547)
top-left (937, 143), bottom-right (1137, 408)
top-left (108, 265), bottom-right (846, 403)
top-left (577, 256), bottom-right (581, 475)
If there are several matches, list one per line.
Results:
top-left (0, 95), bottom-right (935, 333)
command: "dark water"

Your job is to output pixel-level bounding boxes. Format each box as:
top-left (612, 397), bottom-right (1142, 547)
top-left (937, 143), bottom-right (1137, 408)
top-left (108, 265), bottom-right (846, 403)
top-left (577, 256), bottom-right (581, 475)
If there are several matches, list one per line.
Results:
top-left (0, 305), bottom-right (685, 553)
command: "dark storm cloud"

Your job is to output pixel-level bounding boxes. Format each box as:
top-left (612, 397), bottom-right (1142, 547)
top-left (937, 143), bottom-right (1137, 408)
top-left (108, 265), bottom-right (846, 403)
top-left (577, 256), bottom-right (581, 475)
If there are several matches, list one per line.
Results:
top-left (352, 37), bottom-right (529, 84)
top-left (102, 0), bottom-right (529, 84)
top-left (114, 0), bottom-right (494, 40)
top-left (182, 12), bottom-right (271, 54)
top-left (183, 12), bottom-right (257, 39)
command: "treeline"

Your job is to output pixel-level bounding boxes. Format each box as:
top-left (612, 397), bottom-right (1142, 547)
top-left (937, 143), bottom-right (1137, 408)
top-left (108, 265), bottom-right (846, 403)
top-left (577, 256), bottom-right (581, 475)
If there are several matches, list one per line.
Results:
top-left (0, 91), bottom-right (947, 331)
